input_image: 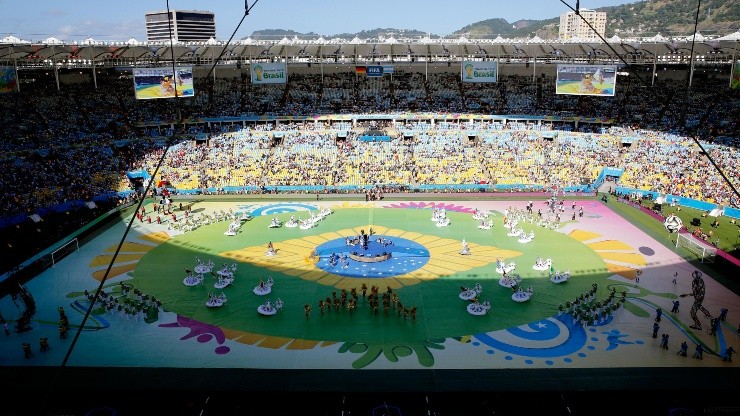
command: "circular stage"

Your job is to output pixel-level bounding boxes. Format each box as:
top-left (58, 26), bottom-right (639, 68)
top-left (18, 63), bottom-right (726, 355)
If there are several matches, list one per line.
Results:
top-left (314, 234), bottom-right (430, 278)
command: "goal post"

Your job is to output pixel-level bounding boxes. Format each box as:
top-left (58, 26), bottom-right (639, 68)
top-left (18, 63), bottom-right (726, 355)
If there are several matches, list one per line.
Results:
top-left (51, 237), bottom-right (79, 267)
top-left (675, 233), bottom-right (716, 263)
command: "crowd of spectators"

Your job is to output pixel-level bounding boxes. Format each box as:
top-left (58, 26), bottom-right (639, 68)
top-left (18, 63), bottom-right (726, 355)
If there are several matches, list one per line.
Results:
top-left (0, 67), bottom-right (738, 276)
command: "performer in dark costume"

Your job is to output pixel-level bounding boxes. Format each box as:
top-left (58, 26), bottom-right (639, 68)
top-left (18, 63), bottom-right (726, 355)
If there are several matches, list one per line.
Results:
top-left (679, 270), bottom-right (713, 330)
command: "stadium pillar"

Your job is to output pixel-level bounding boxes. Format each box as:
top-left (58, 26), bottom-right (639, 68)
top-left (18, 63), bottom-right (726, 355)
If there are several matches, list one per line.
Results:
top-left (652, 43), bottom-right (658, 86)
top-left (11, 48), bottom-right (20, 92)
top-left (729, 44), bottom-right (737, 88)
top-left (89, 48), bottom-right (97, 89)
top-left (689, 50), bottom-right (696, 87)
top-left (212, 49), bottom-right (217, 82)
top-left (532, 56), bottom-right (537, 83)
top-left (51, 45), bottom-right (60, 91)
top-left (53, 62), bottom-right (60, 91)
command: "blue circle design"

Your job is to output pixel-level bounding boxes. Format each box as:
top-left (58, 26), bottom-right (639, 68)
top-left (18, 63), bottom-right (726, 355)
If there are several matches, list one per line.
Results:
top-left (473, 315), bottom-right (588, 358)
top-left (247, 203), bottom-right (318, 217)
top-left (587, 345), bottom-right (596, 350)
top-left (505, 356), bottom-right (513, 360)
top-left (314, 235), bottom-right (430, 278)
top-left (486, 350), bottom-right (494, 355)
top-left (591, 337), bottom-right (598, 341)
top-left (578, 352), bottom-right (587, 357)
top-left (563, 358), bottom-right (572, 363)
top-left (525, 359), bottom-right (534, 365)
top-left (545, 360), bottom-right (553, 365)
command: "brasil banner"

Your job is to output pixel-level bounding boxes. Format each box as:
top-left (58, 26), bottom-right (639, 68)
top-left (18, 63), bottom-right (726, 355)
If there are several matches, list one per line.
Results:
top-left (461, 61), bottom-right (497, 83)
top-left (251, 62), bottom-right (287, 84)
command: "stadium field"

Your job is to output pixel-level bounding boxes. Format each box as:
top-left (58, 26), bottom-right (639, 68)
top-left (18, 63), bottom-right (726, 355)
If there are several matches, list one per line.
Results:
top-left (1, 197), bottom-right (737, 402)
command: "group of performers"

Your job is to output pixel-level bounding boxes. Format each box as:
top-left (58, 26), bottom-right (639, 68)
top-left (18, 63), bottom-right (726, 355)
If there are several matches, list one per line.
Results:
top-left (194, 257), bottom-right (214, 274)
top-left (432, 208), bottom-right (451, 227)
top-left (268, 217), bottom-right (282, 228)
top-left (213, 263), bottom-right (237, 288)
top-left (254, 276), bottom-right (274, 296)
top-left (266, 241), bottom-right (276, 256)
top-left (206, 291), bottom-right (227, 308)
top-left (495, 258), bottom-right (516, 274)
top-left (224, 219), bottom-right (241, 236)
top-left (498, 270), bottom-right (521, 287)
top-left (183, 270), bottom-right (204, 286)
top-left (328, 252), bottom-right (350, 268)
top-left (285, 215), bottom-right (298, 228)
top-left (258, 298), bottom-right (284, 316)
top-left (346, 228), bottom-right (373, 250)
top-left (472, 208), bottom-right (491, 220)
top-left (459, 239), bottom-right (471, 255)
top-left (459, 283), bottom-right (490, 315)
top-left (296, 208), bottom-right (333, 229)
top-left (532, 257), bottom-right (552, 271)
top-left (512, 285), bottom-right (534, 302)
top-left (478, 218), bottom-right (494, 229)
top-left (163, 206), bottom-right (237, 234)
top-left (550, 269), bottom-right (571, 284)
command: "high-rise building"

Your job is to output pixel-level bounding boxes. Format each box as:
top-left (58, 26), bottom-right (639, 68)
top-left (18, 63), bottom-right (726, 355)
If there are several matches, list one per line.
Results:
top-left (559, 9), bottom-right (606, 40)
top-left (145, 10), bottom-right (216, 42)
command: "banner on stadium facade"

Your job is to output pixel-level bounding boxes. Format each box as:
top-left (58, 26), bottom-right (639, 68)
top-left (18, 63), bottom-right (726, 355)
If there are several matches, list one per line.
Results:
top-left (0, 66), bottom-right (17, 93)
top-left (132, 67), bottom-right (194, 100)
top-left (731, 61), bottom-right (740, 90)
top-left (366, 65), bottom-right (383, 77)
top-left (251, 62), bottom-right (287, 84)
top-left (556, 64), bottom-right (616, 96)
top-left (461, 61), bottom-right (497, 83)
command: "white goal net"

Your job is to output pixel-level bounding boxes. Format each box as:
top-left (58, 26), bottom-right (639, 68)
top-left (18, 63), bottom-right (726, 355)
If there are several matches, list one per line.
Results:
top-left (676, 233), bottom-right (716, 263)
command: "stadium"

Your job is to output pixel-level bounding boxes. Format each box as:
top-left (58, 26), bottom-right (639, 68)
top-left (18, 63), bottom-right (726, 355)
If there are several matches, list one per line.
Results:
top-left (0, 2), bottom-right (739, 416)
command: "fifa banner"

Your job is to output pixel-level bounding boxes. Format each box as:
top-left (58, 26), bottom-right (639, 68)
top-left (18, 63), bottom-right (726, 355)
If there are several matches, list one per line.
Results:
top-left (0, 66), bottom-right (17, 93)
top-left (366, 66), bottom-right (383, 77)
top-left (461, 61), bottom-right (498, 83)
top-left (731, 61), bottom-right (740, 90)
top-left (251, 62), bottom-right (287, 84)
top-left (132, 67), bottom-right (194, 100)
top-left (556, 64), bottom-right (617, 96)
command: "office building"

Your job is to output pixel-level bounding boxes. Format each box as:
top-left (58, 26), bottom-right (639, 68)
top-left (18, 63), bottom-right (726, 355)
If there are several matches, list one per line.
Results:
top-left (145, 10), bottom-right (216, 42)
top-left (559, 9), bottom-right (606, 40)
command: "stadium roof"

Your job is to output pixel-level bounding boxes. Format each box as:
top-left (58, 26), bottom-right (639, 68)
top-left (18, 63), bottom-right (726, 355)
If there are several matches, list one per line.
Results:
top-left (1, 34), bottom-right (737, 69)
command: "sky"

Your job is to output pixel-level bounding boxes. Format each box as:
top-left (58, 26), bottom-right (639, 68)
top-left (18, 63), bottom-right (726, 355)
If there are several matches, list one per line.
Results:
top-left (0, 0), bottom-right (638, 42)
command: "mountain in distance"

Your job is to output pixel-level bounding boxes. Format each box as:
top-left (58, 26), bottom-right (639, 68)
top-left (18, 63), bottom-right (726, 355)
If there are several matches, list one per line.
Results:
top-left (596, 0), bottom-right (738, 37)
top-left (248, 29), bottom-right (320, 40)
top-left (247, 0), bottom-right (739, 41)
top-left (249, 28), bottom-right (429, 41)
top-left (453, 17), bottom-right (559, 39)
top-left (453, 0), bottom-right (738, 39)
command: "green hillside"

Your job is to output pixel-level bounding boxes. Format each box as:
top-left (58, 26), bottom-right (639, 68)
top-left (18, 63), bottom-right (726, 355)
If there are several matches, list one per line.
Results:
top-left (250, 0), bottom-right (739, 40)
